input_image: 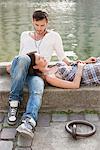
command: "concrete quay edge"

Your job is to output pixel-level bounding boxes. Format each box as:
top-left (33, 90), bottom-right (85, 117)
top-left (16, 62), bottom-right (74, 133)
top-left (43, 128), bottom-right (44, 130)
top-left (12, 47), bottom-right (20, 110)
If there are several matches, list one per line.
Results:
top-left (0, 76), bottom-right (100, 112)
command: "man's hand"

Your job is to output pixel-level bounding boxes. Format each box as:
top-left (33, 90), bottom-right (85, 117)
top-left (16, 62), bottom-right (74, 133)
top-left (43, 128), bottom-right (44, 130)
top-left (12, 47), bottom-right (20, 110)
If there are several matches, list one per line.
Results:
top-left (6, 64), bottom-right (11, 73)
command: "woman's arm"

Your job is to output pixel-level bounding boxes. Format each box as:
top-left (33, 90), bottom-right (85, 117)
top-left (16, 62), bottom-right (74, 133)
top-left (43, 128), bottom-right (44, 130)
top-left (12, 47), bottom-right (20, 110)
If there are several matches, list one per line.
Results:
top-left (45, 62), bottom-right (85, 89)
top-left (77, 57), bottom-right (96, 64)
top-left (85, 57), bottom-right (96, 64)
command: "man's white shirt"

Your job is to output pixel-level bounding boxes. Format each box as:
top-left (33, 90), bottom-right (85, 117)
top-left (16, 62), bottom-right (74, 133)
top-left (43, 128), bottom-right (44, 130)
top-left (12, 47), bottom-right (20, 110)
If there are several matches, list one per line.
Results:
top-left (19, 30), bottom-right (66, 62)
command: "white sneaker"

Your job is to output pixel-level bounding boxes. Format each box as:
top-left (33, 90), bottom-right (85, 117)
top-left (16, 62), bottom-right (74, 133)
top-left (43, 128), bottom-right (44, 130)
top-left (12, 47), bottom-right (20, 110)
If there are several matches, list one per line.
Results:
top-left (7, 107), bottom-right (18, 125)
top-left (16, 118), bottom-right (35, 138)
top-left (7, 101), bottom-right (19, 125)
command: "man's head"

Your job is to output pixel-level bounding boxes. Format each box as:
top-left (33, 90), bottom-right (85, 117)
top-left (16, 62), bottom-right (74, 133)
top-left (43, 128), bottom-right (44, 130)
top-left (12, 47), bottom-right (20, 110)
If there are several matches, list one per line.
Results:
top-left (32, 10), bottom-right (48, 35)
top-left (32, 10), bottom-right (48, 21)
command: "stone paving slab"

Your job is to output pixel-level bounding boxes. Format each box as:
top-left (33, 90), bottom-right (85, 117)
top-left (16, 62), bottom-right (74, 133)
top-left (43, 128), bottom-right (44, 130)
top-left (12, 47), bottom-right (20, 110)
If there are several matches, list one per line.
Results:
top-left (1, 128), bottom-right (17, 140)
top-left (37, 113), bottom-right (51, 127)
top-left (52, 113), bottom-right (67, 122)
top-left (15, 147), bottom-right (32, 150)
top-left (85, 114), bottom-right (99, 122)
top-left (32, 126), bottom-right (53, 150)
top-left (68, 113), bottom-right (85, 121)
top-left (17, 134), bottom-right (33, 147)
top-left (0, 141), bottom-right (13, 150)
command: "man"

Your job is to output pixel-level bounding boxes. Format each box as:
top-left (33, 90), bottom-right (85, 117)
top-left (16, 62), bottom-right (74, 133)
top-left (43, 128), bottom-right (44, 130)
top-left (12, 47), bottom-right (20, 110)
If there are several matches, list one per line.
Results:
top-left (7, 10), bottom-right (95, 138)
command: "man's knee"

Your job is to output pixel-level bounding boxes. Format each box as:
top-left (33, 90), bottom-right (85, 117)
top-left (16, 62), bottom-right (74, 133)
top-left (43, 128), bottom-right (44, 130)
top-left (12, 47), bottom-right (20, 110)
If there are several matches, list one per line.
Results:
top-left (18, 55), bottom-right (31, 65)
top-left (15, 55), bottom-right (31, 71)
top-left (12, 55), bottom-right (31, 68)
top-left (11, 55), bottom-right (31, 76)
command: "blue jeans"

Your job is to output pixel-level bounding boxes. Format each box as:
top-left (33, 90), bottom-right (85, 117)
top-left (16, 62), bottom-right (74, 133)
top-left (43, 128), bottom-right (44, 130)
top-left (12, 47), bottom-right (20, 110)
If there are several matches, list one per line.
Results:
top-left (9, 55), bottom-right (44, 121)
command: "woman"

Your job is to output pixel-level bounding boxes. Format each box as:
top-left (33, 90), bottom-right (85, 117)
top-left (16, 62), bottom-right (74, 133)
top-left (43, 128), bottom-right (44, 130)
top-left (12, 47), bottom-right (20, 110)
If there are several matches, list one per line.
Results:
top-left (27, 52), bottom-right (100, 89)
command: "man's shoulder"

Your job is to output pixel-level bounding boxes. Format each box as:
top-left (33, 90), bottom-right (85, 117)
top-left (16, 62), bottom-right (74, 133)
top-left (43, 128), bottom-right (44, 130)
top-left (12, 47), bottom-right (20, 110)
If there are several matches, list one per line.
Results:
top-left (48, 29), bottom-right (60, 37)
top-left (20, 31), bottom-right (32, 37)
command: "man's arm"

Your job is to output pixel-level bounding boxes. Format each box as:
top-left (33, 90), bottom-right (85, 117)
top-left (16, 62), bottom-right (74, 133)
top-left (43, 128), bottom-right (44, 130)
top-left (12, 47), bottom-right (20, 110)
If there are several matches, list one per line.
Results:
top-left (62, 57), bottom-right (72, 66)
top-left (53, 32), bottom-right (72, 65)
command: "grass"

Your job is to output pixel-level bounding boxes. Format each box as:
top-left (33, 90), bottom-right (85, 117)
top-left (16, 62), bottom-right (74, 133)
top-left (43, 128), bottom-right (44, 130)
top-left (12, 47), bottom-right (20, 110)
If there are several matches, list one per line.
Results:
top-left (50, 109), bottom-right (100, 115)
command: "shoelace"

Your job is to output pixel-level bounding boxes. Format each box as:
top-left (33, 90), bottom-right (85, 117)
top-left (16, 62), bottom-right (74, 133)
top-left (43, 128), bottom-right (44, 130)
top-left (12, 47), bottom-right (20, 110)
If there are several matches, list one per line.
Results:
top-left (23, 118), bottom-right (35, 131)
top-left (24, 119), bottom-right (33, 130)
top-left (10, 107), bottom-right (17, 116)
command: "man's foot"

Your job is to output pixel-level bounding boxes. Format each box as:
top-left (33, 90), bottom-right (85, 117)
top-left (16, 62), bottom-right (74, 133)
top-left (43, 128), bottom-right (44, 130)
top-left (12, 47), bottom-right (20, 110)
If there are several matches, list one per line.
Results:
top-left (7, 101), bottom-right (19, 125)
top-left (16, 117), bottom-right (36, 138)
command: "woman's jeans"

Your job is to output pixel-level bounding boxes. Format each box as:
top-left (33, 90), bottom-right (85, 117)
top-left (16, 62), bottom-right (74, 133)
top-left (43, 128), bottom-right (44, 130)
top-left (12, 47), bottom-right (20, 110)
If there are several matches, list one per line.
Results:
top-left (9, 55), bottom-right (44, 121)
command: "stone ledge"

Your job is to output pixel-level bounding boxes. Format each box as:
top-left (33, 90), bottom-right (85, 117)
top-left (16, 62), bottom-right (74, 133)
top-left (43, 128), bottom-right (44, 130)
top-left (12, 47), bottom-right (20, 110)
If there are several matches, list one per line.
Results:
top-left (0, 61), bottom-right (100, 112)
top-left (0, 76), bottom-right (100, 113)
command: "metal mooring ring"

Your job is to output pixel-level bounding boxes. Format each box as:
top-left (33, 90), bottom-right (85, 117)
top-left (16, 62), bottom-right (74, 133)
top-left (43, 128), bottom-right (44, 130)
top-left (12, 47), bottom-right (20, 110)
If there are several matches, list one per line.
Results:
top-left (65, 120), bottom-right (96, 139)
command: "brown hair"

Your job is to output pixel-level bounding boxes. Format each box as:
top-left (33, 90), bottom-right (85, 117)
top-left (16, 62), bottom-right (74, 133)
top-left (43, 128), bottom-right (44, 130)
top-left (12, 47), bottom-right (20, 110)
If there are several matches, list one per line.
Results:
top-left (27, 52), bottom-right (42, 76)
top-left (32, 10), bottom-right (48, 21)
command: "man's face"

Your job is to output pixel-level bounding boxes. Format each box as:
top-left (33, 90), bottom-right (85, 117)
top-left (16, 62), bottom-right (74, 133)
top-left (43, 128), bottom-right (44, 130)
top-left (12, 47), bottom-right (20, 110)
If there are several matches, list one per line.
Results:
top-left (32, 19), bottom-right (48, 35)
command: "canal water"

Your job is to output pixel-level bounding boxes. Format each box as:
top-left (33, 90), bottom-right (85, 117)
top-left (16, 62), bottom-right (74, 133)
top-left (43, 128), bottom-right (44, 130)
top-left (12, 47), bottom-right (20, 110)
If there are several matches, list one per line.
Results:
top-left (0, 0), bottom-right (100, 62)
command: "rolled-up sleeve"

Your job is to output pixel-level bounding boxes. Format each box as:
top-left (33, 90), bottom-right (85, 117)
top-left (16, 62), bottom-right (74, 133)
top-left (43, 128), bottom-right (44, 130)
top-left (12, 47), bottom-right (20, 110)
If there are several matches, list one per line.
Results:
top-left (19, 32), bottom-right (25, 55)
top-left (53, 32), bottom-right (66, 61)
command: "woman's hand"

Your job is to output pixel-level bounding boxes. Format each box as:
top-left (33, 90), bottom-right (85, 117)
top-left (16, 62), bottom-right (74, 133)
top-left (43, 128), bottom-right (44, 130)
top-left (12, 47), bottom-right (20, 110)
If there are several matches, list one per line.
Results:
top-left (77, 62), bottom-right (86, 76)
top-left (76, 57), bottom-right (96, 64)
top-left (72, 62), bottom-right (86, 88)
top-left (78, 62), bottom-right (86, 67)
top-left (78, 62), bottom-right (86, 68)
top-left (85, 57), bottom-right (96, 64)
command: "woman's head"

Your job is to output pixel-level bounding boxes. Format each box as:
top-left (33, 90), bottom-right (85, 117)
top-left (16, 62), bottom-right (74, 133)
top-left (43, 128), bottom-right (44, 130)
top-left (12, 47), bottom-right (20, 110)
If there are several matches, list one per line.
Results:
top-left (34, 53), bottom-right (48, 69)
top-left (27, 52), bottom-right (48, 71)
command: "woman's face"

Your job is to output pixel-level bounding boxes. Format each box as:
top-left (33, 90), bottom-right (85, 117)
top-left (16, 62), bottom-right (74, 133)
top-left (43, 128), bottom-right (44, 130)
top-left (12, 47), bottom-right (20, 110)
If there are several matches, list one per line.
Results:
top-left (35, 53), bottom-right (48, 68)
